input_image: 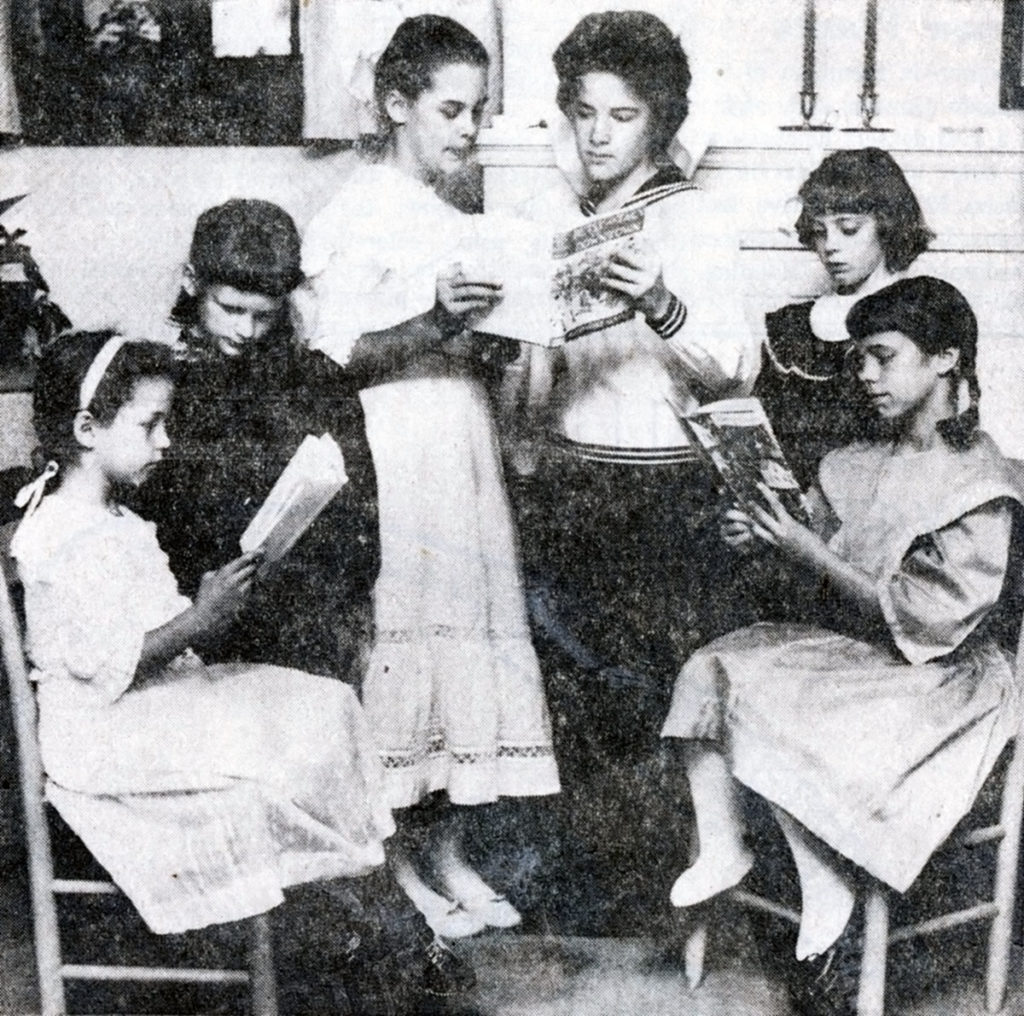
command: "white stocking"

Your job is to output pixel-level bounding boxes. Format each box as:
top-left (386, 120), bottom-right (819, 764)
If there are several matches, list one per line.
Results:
top-left (773, 807), bottom-right (856, 960)
top-left (669, 743), bottom-right (753, 907)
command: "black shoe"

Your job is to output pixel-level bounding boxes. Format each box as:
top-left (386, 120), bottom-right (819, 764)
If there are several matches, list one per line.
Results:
top-left (421, 937), bottom-right (477, 998)
top-left (789, 938), bottom-right (861, 1016)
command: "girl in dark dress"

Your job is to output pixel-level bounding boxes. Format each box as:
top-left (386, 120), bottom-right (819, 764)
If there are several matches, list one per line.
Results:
top-left (140, 199), bottom-right (379, 683)
top-left (138, 199), bottom-right (473, 1013)
top-left (754, 148), bottom-right (934, 488)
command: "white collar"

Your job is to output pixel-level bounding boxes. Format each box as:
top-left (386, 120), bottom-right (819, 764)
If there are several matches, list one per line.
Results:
top-left (808, 265), bottom-right (902, 344)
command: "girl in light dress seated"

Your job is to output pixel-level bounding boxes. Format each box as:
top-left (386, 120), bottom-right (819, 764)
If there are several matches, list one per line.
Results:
top-left (754, 147), bottom-right (934, 490)
top-left (302, 15), bottom-right (560, 940)
top-left (10, 331), bottom-right (462, 1014)
top-left (662, 277), bottom-right (1023, 978)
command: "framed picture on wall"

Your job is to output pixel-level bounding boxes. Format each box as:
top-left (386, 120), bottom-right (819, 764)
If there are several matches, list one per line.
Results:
top-left (1001, 0), bottom-right (1024, 108)
top-left (10, 0), bottom-right (303, 144)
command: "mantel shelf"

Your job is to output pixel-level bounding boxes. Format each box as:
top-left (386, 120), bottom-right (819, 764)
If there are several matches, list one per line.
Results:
top-left (477, 120), bottom-right (1024, 175)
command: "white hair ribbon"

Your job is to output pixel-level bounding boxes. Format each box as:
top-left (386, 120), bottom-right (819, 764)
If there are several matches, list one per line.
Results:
top-left (14, 460), bottom-right (59, 516)
top-left (79, 334), bottom-right (131, 412)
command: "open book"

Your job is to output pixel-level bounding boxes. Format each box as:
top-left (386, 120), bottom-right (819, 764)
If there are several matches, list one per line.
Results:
top-left (677, 397), bottom-right (810, 524)
top-left (452, 206), bottom-right (646, 347)
top-left (239, 434), bottom-right (348, 565)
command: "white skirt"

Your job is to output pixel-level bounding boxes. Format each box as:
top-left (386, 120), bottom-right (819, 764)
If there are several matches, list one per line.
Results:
top-left (360, 371), bottom-right (560, 808)
top-left (38, 662), bottom-right (395, 933)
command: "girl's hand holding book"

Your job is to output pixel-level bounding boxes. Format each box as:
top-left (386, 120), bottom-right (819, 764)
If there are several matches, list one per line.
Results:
top-left (600, 238), bottom-right (671, 321)
top-left (436, 264), bottom-right (504, 330)
top-left (746, 483), bottom-right (826, 568)
top-left (138, 551), bottom-right (263, 679)
top-left (721, 506), bottom-right (757, 555)
top-left (193, 551), bottom-right (262, 637)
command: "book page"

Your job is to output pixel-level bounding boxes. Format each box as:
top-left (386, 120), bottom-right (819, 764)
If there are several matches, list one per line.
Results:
top-left (446, 212), bottom-right (557, 345)
top-left (449, 206), bottom-right (645, 346)
top-left (239, 433), bottom-right (348, 564)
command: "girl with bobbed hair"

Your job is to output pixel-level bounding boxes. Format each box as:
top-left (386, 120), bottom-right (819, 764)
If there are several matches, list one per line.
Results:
top-left (507, 10), bottom-right (755, 923)
top-left (303, 14), bottom-right (560, 942)
top-left (755, 147), bottom-right (935, 488)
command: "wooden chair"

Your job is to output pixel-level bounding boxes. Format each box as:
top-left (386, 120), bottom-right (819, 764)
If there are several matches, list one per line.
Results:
top-left (681, 630), bottom-right (1024, 1016)
top-left (0, 549), bottom-right (279, 1016)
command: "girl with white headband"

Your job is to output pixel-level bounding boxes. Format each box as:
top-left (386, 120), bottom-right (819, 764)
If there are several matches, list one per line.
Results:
top-left (9, 330), bottom-right (440, 1013)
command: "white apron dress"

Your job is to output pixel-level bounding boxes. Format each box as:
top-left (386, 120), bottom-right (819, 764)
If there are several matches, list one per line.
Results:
top-left (12, 495), bottom-right (395, 934)
top-left (661, 435), bottom-right (1024, 892)
top-left (303, 161), bottom-right (560, 808)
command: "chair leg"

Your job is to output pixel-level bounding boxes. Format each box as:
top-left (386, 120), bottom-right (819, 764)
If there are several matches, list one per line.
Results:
top-left (856, 887), bottom-right (889, 1016)
top-left (680, 819), bottom-right (708, 989)
top-left (28, 874), bottom-right (64, 1016)
top-left (248, 912), bottom-right (278, 1016)
top-left (18, 776), bottom-right (64, 1014)
top-left (684, 918), bottom-right (708, 989)
top-left (986, 734), bottom-right (1024, 1013)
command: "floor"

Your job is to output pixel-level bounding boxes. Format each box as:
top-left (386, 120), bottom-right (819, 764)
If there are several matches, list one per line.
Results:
top-left (2, 851), bottom-right (1022, 1016)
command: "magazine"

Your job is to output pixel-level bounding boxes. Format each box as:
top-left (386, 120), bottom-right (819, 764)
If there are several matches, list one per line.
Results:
top-left (452, 206), bottom-right (646, 347)
top-left (677, 397), bottom-right (810, 524)
top-left (239, 433), bottom-right (348, 565)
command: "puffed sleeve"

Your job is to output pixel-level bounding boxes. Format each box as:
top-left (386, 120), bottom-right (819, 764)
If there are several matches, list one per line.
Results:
top-left (301, 184), bottom-right (439, 367)
top-left (18, 516), bottom-right (191, 705)
top-left (879, 500), bottom-right (1014, 665)
top-left (659, 195), bottom-right (758, 395)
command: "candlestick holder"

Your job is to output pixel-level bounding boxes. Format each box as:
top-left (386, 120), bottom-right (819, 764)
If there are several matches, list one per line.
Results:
top-left (841, 91), bottom-right (892, 132)
top-left (780, 90), bottom-right (833, 131)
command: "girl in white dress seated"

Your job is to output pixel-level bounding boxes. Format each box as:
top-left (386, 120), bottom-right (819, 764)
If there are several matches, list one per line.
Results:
top-left (10, 331), bottom-right (459, 1013)
top-left (662, 277), bottom-right (1023, 974)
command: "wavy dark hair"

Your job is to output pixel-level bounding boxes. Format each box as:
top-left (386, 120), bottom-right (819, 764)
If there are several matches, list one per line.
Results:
top-left (846, 276), bottom-right (979, 449)
top-left (187, 199), bottom-right (302, 297)
top-left (554, 11), bottom-right (691, 158)
top-left (373, 15), bottom-right (489, 136)
top-left (33, 330), bottom-right (177, 474)
top-left (795, 148), bottom-right (934, 273)
top-left (171, 199), bottom-right (301, 338)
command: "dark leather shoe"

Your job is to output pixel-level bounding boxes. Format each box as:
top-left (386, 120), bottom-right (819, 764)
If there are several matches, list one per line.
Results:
top-left (421, 937), bottom-right (477, 997)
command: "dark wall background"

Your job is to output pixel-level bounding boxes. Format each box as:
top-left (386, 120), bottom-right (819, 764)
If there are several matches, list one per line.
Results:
top-left (11, 0), bottom-right (303, 145)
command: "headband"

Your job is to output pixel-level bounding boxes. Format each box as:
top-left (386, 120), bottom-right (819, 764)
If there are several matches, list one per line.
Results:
top-left (79, 334), bottom-right (131, 412)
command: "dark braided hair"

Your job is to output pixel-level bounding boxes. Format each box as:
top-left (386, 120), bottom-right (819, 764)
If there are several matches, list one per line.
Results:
top-left (846, 277), bottom-right (980, 450)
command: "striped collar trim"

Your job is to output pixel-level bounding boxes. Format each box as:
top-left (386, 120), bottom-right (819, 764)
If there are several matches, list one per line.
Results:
top-left (579, 172), bottom-right (698, 217)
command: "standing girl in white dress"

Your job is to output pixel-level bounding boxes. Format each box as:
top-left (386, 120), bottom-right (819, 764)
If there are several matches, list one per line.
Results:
top-left (302, 15), bottom-right (560, 939)
top-left (662, 277), bottom-right (1023, 990)
top-left (10, 331), bottom-right (456, 1013)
